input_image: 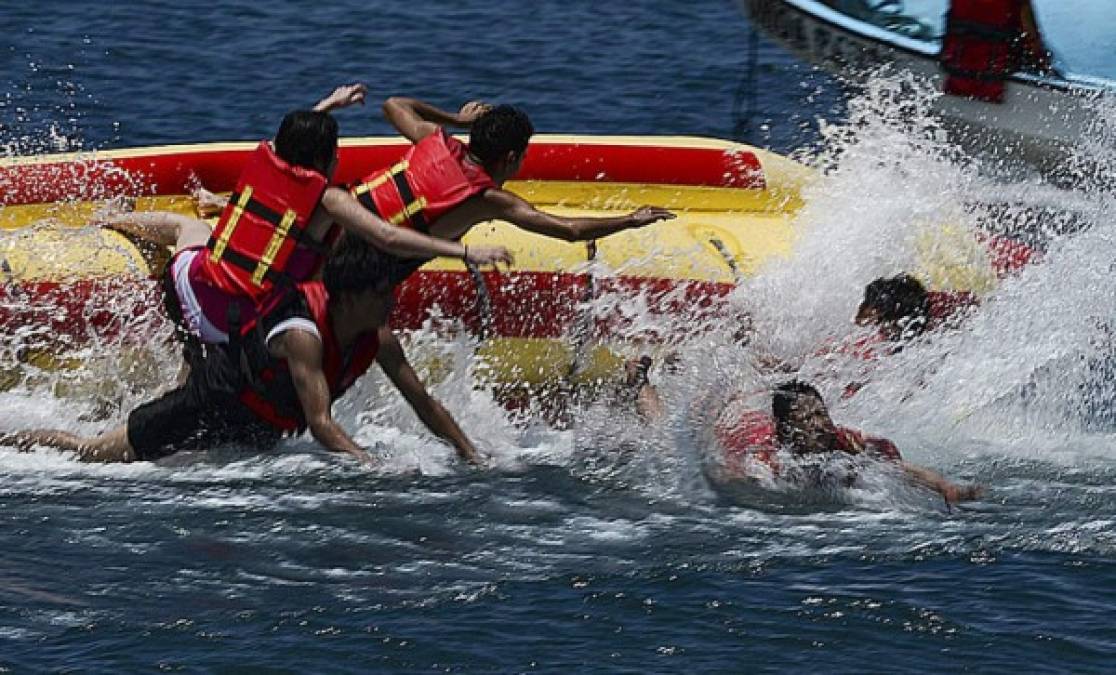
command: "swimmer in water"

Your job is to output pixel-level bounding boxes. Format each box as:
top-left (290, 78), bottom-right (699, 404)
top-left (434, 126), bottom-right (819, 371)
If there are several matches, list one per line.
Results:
top-left (1, 237), bottom-right (482, 465)
top-left (629, 370), bottom-right (982, 506)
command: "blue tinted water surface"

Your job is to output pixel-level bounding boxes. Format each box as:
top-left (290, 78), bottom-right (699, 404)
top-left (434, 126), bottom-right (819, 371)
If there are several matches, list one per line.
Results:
top-left (1, 1), bottom-right (1114, 672)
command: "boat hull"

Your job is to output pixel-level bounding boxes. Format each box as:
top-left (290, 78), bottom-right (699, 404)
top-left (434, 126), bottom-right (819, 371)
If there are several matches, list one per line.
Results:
top-left (740, 0), bottom-right (1104, 177)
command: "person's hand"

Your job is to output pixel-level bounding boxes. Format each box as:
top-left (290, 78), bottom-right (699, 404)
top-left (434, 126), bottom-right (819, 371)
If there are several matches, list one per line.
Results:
top-left (943, 483), bottom-right (984, 504)
top-left (628, 206), bottom-right (676, 228)
top-left (315, 83), bottom-right (367, 112)
top-left (457, 100), bottom-right (492, 125)
top-left (465, 245), bottom-right (514, 266)
top-left (462, 448), bottom-right (486, 468)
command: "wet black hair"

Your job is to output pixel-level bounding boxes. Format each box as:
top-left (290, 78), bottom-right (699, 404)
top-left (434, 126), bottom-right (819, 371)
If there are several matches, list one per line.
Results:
top-left (323, 236), bottom-right (393, 297)
top-left (274, 110), bottom-right (339, 174)
top-left (772, 381), bottom-right (825, 424)
top-left (861, 273), bottom-right (930, 333)
top-left (468, 105), bottom-right (534, 167)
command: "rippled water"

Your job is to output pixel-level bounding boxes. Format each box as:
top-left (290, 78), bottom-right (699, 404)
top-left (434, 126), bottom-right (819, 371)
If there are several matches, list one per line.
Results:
top-left (3, 1), bottom-right (1116, 672)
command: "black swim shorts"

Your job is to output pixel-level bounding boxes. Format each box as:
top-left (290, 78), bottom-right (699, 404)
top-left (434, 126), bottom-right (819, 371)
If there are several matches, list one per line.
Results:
top-left (126, 354), bottom-right (281, 462)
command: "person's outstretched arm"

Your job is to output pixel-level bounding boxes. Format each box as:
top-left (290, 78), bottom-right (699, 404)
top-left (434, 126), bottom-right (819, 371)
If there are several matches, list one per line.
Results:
top-left (275, 329), bottom-right (372, 464)
top-left (902, 462), bottom-right (983, 505)
top-left (481, 189), bottom-right (675, 242)
top-left (320, 187), bottom-right (513, 265)
top-left (382, 96), bottom-right (489, 143)
top-left (375, 327), bottom-right (482, 465)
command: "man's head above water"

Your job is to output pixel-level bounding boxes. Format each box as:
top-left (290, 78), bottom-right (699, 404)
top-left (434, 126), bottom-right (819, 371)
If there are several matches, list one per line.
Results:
top-left (772, 381), bottom-right (840, 455)
top-left (855, 273), bottom-right (929, 339)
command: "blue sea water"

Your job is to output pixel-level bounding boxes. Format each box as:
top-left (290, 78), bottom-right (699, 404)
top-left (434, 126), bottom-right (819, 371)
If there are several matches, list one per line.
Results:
top-left (3, 1), bottom-right (1116, 672)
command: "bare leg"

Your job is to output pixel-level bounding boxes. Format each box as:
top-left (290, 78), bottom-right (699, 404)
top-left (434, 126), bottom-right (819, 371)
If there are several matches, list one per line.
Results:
top-left (96, 212), bottom-right (211, 251)
top-left (1, 426), bottom-right (136, 463)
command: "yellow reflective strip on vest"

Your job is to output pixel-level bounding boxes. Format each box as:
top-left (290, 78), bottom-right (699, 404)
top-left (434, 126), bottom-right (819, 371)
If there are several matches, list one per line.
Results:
top-left (387, 196), bottom-right (428, 226)
top-left (209, 186), bottom-right (253, 263)
top-left (352, 160), bottom-right (409, 196)
top-left (250, 208), bottom-right (297, 286)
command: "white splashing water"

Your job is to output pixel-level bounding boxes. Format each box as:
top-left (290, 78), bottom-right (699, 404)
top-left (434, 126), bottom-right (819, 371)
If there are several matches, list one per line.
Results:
top-left (2, 72), bottom-right (1115, 508)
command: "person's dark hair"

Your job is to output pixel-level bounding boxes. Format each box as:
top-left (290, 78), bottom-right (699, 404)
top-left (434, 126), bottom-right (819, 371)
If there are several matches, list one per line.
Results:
top-left (274, 110), bottom-right (339, 173)
top-left (469, 105), bottom-right (534, 166)
top-left (861, 273), bottom-right (929, 334)
top-left (772, 381), bottom-right (824, 424)
top-left (323, 236), bottom-right (393, 297)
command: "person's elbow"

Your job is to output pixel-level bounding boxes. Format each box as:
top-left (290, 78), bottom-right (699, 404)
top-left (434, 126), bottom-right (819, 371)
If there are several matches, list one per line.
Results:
top-left (382, 96), bottom-right (412, 124)
top-left (382, 96), bottom-right (401, 118)
top-left (557, 226), bottom-right (582, 242)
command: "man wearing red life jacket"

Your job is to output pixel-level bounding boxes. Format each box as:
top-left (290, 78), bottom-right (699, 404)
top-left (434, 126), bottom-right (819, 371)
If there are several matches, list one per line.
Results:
top-left (941, 0), bottom-right (1051, 103)
top-left (3, 237), bottom-right (482, 465)
top-left (348, 96), bottom-right (675, 284)
top-left (625, 373), bottom-right (980, 505)
top-left (151, 84), bottom-right (512, 353)
top-left (708, 381), bottom-right (981, 504)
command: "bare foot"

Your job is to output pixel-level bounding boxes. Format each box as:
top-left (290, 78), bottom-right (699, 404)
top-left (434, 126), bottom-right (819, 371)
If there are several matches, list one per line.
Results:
top-left (192, 187), bottom-right (228, 218)
top-left (92, 195), bottom-right (136, 222)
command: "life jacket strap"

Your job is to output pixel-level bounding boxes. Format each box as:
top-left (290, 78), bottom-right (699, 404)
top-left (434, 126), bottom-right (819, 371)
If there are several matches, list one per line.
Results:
top-left (209, 186), bottom-right (253, 263)
top-left (947, 18), bottom-right (1017, 41)
top-left (205, 242), bottom-right (294, 289)
top-left (209, 186), bottom-right (327, 262)
top-left (352, 160), bottom-right (430, 233)
top-left (252, 208), bottom-right (298, 286)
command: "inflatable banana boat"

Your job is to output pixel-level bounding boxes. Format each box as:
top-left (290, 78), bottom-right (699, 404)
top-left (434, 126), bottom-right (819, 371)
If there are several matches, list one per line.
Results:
top-left (0, 135), bottom-right (812, 388)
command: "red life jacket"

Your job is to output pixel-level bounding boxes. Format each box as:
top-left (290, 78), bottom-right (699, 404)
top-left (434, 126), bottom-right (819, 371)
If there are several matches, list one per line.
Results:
top-left (940, 0), bottom-right (1049, 103)
top-left (237, 281), bottom-right (381, 433)
top-left (200, 142), bottom-right (335, 305)
top-left (979, 233), bottom-right (1037, 277)
top-left (714, 411), bottom-right (902, 478)
top-left (350, 128), bottom-right (496, 233)
top-left (926, 289), bottom-right (979, 325)
top-left (715, 411), bottom-right (781, 475)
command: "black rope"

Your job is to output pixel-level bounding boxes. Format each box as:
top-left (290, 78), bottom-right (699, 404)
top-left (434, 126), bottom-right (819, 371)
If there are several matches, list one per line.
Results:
top-left (732, 26), bottom-right (761, 143)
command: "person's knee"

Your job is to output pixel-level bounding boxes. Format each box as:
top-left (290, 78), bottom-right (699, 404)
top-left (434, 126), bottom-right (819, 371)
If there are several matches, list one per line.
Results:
top-left (175, 217), bottom-right (213, 252)
top-left (83, 427), bottom-right (136, 463)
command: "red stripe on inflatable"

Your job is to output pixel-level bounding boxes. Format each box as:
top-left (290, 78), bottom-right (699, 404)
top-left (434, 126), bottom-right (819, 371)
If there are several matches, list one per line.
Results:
top-left (391, 269), bottom-right (733, 339)
top-left (0, 278), bottom-right (164, 352)
top-left (0, 141), bottom-right (765, 206)
top-left (517, 144), bottom-right (765, 188)
top-left (0, 270), bottom-right (734, 346)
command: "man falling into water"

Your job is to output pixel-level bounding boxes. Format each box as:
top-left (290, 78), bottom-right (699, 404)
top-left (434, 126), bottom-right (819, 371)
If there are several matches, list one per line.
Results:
top-left (343, 94), bottom-right (676, 284)
top-left (99, 83), bottom-right (513, 357)
top-left (1, 237), bottom-right (482, 465)
top-left (623, 363), bottom-right (982, 506)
